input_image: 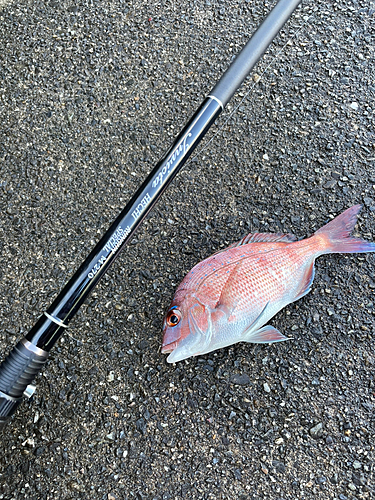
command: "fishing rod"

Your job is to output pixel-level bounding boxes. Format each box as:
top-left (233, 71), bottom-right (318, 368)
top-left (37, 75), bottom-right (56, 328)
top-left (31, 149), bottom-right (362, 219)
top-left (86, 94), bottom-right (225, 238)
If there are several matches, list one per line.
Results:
top-left (0, 0), bottom-right (302, 429)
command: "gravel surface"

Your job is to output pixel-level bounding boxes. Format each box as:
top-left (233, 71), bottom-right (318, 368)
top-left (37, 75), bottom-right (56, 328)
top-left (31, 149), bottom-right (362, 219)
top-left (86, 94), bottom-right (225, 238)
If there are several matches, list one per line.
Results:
top-left (0, 0), bottom-right (374, 499)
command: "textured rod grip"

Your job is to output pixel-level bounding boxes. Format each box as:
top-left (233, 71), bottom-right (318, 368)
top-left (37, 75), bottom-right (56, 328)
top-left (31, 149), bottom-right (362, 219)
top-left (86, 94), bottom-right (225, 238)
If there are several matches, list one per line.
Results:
top-left (0, 339), bottom-right (48, 427)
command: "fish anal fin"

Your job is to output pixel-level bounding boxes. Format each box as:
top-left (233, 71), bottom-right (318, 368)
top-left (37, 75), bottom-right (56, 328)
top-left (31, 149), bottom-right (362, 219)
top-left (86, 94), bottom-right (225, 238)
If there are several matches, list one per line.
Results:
top-left (244, 325), bottom-right (290, 344)
top-left (294, 260), bottom-right (315, 302)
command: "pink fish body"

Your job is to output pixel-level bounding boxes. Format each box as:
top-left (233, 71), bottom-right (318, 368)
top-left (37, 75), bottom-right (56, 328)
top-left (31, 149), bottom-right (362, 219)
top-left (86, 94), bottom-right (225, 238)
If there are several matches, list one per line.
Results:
top-left (162, 205), bottom-right (375, 363)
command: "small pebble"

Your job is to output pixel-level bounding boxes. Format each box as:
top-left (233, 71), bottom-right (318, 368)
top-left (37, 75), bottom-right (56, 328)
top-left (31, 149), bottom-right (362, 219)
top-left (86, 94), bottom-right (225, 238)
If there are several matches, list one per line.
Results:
top-left (230, 374), bottom-right (251, 385)
top-left (310, 422), bottom-right (323, 439)
top-left (263, 382), bottom-right (271, 393)
top-left (22, 437), bottom-right (35, 447)
top-left (233, 469), bottom-right (241, 480)
top-left (364, 197), bottom-right (373, 207)
top-left (350, 102), bottom-right (358, 110)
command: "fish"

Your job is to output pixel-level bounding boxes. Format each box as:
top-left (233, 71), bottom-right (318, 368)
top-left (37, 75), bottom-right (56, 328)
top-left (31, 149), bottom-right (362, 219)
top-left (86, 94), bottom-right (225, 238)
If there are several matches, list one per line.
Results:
top-left (161, 205), bottom-right (375, 363)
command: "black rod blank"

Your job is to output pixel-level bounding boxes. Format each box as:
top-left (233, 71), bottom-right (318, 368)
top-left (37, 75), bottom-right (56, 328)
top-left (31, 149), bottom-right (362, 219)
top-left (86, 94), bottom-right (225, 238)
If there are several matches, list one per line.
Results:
top-left (0, 0), bottom-right (302, 429)
top-left (210, 0), bottom-right (302, 106)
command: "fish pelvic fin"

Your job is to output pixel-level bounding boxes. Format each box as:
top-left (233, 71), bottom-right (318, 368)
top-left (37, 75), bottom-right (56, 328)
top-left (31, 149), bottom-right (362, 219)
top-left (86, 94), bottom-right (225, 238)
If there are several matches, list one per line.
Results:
top-left (315, 205), bottom-right (375, 254)
top-left (244, 325), bottom-right (291, 344)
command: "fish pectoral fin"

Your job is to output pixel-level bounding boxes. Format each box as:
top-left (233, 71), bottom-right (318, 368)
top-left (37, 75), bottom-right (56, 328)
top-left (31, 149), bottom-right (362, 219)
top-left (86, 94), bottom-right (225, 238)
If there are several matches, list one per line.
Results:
top-left (294, 260), bottom-right (315, 302)
top-left (216, 262), bottom-right (244, 314)
top-left (215, 299), bottom-right (241, 323)
top-left (244, 325), bottom-right (291, 344)
top-left (241, 301), bottom-right (271, 337)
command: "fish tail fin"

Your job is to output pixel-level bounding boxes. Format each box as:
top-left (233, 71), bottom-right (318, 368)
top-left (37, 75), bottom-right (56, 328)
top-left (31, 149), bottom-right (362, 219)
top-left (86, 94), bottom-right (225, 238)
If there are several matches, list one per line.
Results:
top-left (315, 205), bottom-right (375, 254)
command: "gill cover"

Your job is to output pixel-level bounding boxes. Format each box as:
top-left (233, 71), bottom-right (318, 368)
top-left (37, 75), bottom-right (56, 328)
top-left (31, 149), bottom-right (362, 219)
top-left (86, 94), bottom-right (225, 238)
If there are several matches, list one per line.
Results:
top-left (166, 302), bottom-right (212, 363)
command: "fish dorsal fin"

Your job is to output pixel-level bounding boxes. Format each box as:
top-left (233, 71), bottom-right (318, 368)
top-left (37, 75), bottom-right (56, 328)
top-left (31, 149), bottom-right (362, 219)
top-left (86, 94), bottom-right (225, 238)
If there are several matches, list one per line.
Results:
top-left (229, 232), bottom-right (297, 248)
top-left (210, 232), bottom-right (297, 258)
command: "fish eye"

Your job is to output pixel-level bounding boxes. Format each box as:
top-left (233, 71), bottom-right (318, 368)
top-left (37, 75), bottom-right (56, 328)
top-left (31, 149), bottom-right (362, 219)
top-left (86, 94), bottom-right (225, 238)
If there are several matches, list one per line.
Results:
top-left (166, 309), bottom-right (181, 327)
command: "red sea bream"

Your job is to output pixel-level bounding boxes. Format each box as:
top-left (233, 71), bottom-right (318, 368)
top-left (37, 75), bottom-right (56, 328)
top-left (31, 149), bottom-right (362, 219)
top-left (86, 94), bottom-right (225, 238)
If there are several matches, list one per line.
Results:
top-left (161, 205), bottom-right (375, 363)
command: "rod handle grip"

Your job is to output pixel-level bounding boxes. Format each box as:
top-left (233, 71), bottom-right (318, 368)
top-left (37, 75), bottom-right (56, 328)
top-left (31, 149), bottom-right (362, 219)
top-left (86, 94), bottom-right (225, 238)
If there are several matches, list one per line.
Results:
top-left (0, 339), bottom-right (48, 430)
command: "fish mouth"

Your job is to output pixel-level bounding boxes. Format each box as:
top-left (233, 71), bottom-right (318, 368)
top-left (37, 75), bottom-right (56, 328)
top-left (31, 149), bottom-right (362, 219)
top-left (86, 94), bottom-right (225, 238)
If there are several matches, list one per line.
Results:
top-left (166, 346), bottom-right (193, 363)
top-left (161, 341), bottom-right (178, 354)
top-left (163, 334), bottom-right (201, 363)
top-left (161, 340), bottom-right (186, 363)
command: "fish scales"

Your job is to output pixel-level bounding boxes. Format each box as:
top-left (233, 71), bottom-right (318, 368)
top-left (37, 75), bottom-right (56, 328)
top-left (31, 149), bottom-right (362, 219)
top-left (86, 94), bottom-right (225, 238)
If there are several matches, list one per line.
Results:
top-left (162, 205), bottom-right (375, 363)
top-left (182, 239), bottom-right (318, 312)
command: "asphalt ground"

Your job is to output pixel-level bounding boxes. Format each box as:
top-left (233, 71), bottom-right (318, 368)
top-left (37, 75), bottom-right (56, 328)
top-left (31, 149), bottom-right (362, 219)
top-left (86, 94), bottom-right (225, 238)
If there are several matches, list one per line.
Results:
top-left (0, 0), bottom-right (374, 499)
